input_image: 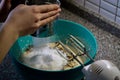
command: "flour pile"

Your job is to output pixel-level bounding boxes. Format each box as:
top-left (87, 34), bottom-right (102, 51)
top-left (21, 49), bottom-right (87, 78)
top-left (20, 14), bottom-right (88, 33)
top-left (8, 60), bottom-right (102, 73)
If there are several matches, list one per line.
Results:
top-left (21, 44), bottom-right (68, 71)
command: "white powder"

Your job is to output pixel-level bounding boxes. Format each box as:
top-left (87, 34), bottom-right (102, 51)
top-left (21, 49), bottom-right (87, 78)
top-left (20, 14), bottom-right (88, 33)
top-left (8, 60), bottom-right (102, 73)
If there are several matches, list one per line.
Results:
top-left (21, 44), bottom-right (68, 71)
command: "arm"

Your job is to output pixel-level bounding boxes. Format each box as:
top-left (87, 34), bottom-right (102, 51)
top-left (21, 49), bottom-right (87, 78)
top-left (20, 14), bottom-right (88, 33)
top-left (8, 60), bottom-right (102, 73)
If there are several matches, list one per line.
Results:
top-left (0, 23), bottom-right (18, 62)
top-left (0, 4), bottom-right (61, 63)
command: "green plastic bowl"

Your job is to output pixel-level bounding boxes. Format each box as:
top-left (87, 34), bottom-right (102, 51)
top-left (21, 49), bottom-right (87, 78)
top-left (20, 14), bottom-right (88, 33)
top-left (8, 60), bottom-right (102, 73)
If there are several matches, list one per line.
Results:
top-left (10, 19), bottom-right (98, 80)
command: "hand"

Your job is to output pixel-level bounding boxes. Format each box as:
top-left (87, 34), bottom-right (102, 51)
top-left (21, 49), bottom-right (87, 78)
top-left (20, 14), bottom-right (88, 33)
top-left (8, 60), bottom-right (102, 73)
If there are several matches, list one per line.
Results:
top-left (0, 0), bottom-right (11, 22)
top-left (4, 4), bottom-right (61, 37)
top-left (0, 4), bottom-right (60, 62)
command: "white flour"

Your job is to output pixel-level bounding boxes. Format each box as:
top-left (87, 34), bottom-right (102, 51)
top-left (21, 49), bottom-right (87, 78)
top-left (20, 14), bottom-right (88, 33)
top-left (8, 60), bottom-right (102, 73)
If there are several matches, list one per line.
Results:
top-left (21, 44), bottom-right (68, 71)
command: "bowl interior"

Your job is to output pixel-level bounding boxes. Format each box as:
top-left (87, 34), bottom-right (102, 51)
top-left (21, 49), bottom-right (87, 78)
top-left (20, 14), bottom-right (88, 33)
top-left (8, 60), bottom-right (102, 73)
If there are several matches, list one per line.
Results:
top-left (10, 19), bottom-right (98, 71)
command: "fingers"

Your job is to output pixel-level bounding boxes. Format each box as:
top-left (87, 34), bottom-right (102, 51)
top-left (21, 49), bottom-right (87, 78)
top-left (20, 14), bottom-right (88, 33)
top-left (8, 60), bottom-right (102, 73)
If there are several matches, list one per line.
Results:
top-left (40, 8), bottom-right (61, 20)
top-left (35, 13), bottom-right (59, 28)
top-left (32, 4), bottom-right (60, 13)
top-left (33, 6), bottom-right (61, 23)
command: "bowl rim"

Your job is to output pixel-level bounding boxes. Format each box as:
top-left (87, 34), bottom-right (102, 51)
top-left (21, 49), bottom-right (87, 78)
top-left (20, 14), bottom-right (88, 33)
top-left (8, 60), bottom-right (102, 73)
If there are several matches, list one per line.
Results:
top-left (11, 19), bottom-right (98, 72)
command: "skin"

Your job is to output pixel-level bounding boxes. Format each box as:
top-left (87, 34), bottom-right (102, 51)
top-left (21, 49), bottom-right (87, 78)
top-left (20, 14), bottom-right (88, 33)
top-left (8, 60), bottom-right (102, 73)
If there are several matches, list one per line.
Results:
top-left (0, 0), bottom-right (61, 63)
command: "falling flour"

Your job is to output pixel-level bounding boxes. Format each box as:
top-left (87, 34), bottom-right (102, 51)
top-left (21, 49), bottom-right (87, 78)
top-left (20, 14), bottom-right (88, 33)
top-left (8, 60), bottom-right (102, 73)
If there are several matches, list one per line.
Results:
top-left (21, 44), bottom-right (68, 71)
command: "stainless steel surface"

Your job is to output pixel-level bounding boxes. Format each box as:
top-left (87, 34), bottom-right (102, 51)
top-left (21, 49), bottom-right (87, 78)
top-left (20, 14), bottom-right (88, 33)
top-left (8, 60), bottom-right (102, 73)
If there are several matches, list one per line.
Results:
top-left (53, 35), bottom-right (94, 67)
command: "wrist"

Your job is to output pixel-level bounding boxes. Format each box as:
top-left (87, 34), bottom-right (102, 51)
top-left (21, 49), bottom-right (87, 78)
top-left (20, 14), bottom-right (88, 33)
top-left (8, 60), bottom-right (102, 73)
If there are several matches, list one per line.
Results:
top-left (2, 22), bottom-right (19, 41)
top-left (0, 21), bottom-right (19, 63)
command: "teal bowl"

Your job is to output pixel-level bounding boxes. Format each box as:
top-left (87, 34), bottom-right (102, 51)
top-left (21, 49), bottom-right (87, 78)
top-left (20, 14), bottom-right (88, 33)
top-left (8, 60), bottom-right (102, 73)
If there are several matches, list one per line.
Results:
top-left (10, 19), bottom-right (98, 80)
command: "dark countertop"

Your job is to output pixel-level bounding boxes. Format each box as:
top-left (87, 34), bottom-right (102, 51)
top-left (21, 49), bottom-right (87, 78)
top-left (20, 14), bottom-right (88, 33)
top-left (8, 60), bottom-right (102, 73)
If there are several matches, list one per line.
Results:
top-left (0, 8), bottom-right (120, 80)
top-left (60, 8), bottom-right (120, 69)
